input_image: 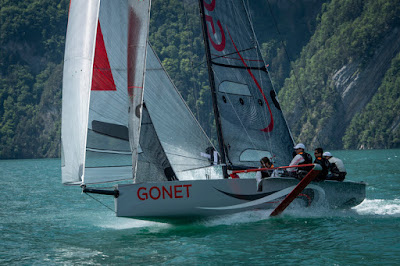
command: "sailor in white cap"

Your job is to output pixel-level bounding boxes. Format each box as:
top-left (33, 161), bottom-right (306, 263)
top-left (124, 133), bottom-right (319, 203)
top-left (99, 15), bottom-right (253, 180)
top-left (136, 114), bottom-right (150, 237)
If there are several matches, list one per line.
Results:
top-left (287, 143), bottom-right (313, 177)
top-left (323, 152), bottom-right (347, 181)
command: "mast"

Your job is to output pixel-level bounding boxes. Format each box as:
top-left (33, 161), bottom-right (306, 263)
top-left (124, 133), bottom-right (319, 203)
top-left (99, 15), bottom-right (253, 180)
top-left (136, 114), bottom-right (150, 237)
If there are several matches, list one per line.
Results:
top-left (198, 0), bottom-right (228, 178)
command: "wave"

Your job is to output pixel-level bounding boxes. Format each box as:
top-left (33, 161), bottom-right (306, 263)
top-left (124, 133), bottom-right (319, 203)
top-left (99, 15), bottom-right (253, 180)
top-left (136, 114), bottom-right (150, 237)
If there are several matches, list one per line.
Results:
top-left (354, 199), bottom-right (400, 216)
top-left (91, 198), bottom-right (400, 231)
top-left (198, 198), bottom-right (400, 226)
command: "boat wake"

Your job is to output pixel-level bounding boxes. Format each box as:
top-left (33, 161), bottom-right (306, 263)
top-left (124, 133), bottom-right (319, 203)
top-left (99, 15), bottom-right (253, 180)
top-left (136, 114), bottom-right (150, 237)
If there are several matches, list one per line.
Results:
top-left (199, 198), bottom-right (400, 226)
top-left (353, 199), bottom-right (400, 216)
top-left (90, 198), bottom-right (400, 231)
top-left (94, 215), bottom-right (172, 231)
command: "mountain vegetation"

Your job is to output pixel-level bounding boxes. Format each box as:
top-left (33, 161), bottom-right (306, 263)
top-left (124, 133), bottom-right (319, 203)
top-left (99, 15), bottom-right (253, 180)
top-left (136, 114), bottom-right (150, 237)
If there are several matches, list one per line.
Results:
top-left (0, 0), bottom-right (67, 158)
top-left (278, 0), bottom-right (400, 149)
top-left (343, 52), bottom-right (400, 149)
top-left (0, 0), bottom-right (399, 159)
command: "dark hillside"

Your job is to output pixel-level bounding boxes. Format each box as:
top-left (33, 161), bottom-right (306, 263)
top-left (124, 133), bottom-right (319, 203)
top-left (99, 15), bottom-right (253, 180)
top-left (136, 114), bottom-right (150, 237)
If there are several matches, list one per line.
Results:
top-left (0, 0), bottom-right (68, 158)
top-left (0, 0), bottom-right (398, 159)
top-left (278, 0), bottom-right (400, 149)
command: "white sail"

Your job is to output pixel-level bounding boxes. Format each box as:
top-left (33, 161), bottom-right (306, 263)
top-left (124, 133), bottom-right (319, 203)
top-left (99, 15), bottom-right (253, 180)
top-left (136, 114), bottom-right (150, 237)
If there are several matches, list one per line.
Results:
top-left (61, 0), bottom-right (100, 184)
top-left (62, 0), bottom-right (151, 184)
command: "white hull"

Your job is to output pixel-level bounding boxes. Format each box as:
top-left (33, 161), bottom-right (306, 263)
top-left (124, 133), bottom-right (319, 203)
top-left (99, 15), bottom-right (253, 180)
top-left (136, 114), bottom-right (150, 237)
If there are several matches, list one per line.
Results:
top-left (115, 177), bottom-right (366, 220)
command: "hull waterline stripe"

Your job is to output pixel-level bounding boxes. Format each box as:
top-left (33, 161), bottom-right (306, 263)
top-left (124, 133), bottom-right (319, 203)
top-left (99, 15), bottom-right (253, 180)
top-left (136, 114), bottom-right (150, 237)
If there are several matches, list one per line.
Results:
top-left (197, 184), bottom-right (326, 211)
top-left (214, 188), bottom-right (279, 200)
top-left (197, 186), bottom-right (296, 210)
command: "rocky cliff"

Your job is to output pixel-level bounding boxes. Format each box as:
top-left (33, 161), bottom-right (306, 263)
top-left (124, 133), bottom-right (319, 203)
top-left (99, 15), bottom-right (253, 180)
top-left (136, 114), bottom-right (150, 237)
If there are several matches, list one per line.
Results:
top-left (278, 0), bottom-right (400, 150)
top-left (1, 0), bottom-right (399, 159)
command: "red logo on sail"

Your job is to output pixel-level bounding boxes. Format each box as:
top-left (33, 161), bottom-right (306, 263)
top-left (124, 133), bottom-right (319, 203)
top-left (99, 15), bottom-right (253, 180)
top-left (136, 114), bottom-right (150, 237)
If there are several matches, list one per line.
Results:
top-left (91, 21), bottom-right (117, 91)
top-left (204, 0), bottom-right (274, 132)
top-left (227, 29), bottom-right (274, 133)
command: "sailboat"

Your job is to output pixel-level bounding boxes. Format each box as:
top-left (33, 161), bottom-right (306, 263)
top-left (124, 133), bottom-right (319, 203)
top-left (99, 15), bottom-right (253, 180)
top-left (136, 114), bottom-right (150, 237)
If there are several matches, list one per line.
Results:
top-left (61, 0), bottom-right (365, 220)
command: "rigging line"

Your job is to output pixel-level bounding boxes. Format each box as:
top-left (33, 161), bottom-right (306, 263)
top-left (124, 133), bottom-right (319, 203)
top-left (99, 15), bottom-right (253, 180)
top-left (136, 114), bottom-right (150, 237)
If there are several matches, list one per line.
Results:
top-left (85, 165), bottom-right (132, 169)
top-left (86, 148), bottom-right (131, 154)
top-left (190, 46), bottom-right (259, 70)
top-left (213, 54), bottom-right (264, 62)
top-left (182, 0), bottom-right (201, 122)
top-left (84, 192), bottom-right (115, 213)
top-left (81, 178), bottom-right (132, 185)
top-left (265, 0), bottom-right (322, 147)
top-left (211, 46), bottom-right (257, 60)
top-left (212, 61), bottom-right (267, 72)
top-left (178, 164), bottom-right (223, 172)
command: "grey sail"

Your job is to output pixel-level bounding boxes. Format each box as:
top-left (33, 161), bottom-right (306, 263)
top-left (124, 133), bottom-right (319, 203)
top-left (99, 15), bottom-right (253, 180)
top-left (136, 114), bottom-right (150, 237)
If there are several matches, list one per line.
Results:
top-left (199, 0), bottom-right (294, 168)
top-left (135, 104), bottom-right (177, 183)
top-left (143, 44), bottom-right (217, 180)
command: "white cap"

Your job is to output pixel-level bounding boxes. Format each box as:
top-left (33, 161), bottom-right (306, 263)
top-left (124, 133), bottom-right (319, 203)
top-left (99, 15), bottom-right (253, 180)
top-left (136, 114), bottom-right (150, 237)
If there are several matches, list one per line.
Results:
top-left (293, 143), bottom-right (305, 150)
top-left (323, 152), bottom-right (332, 157)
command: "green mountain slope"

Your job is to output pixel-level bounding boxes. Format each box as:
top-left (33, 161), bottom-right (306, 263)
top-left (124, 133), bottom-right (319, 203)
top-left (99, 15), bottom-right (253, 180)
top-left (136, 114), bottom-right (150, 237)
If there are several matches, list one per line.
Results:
top-left (1, 0), bottom-right (399, 159)
top-left (343, 51), bottom-right (400, 149)
top-left (278, 0), bottom-right (400, 149)
top-left (0, 0), bottom-right (67, 158)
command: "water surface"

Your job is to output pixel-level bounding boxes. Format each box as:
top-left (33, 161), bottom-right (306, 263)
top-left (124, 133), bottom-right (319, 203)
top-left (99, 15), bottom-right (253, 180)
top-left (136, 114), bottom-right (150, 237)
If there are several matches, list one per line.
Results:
top-left (1, 149), bottom-right (399, 264)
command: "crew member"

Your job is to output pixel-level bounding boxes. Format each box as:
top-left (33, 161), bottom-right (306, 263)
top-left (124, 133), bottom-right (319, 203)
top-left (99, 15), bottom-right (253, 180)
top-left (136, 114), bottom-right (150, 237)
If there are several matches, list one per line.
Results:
top-left (323, 152), bottom-right (347, 181)
top-left (313, 148), bottom-right (330, 181)
top-left (256, 157), bottom-right (275, 192)
top-left (287, 143), bottom-right (313, 178)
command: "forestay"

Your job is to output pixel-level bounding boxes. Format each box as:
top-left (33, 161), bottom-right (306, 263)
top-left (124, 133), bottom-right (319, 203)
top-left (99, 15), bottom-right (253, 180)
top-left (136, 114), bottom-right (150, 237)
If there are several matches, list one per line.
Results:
top-left (200, 0), bottom-right (294, 167)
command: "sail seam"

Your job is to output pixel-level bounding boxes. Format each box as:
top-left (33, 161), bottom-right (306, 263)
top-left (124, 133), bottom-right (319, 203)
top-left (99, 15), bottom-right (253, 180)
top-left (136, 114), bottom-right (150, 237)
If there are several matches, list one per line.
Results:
top-left (85, 165), bottom-right (132, 168)
top-left (166, 152), bottom-right (209, 162)
top-left (86, 148), bottom-right (131, 154)
top-left (211, 61), bottom-right (268, 72)
top-left (210, 46), bottom-right (257, 60)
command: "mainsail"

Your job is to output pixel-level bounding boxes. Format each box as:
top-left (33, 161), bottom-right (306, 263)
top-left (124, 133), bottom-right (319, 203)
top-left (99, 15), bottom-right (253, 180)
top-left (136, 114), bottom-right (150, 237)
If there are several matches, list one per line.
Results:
top-left (62, 0), bottom-right (151, 184)
top-left (199, 0), bottom-right (294, 168)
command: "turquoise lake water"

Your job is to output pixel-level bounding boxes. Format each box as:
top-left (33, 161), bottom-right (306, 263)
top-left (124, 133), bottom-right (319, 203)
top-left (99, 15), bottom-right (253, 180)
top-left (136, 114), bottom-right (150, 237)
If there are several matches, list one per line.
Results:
top-left (1, 149), bottom-right (399, 265)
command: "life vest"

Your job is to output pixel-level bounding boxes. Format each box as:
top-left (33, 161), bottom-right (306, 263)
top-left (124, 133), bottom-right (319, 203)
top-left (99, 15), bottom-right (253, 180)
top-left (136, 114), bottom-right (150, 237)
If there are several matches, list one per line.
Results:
top-left (299, 152), bottom-right (312, 164)
top-left (261, 164), bottom-right (274, 178)
top-left (330, 162), bottom-right (340, 175)
top-left (298, 152), bottom-right (313, 171)
top-left (314, 156), bottom-right (330, 181)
